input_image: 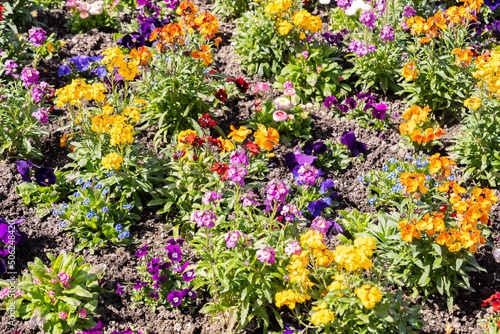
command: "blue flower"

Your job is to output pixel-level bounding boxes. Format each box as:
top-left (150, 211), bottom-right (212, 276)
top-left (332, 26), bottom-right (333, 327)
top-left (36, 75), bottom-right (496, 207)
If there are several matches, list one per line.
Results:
top-left (204, 68), bottom-right (210, 73)
top-left (115, 224), bottom-right (123, 232)
top-left (73, 192), bottom-right (81, 198)
top-left (417, 155), bottom-right (423, 161)
top-left (57, 210), bottom-right (65, 215)
top-left (86, 211), bottom-right (95, 219)
top-left (62, 203), bottom-right (69, 209)
top-left (90, 67), bottom-right (107, 78)
top-left (447, 175), bottom-right (455, 181)
top-left (425, 175), bottom-right (431, 181)
top-left (96, 184), bottom-right (103, 190)
top-left (122, 204), bottom-right (133, 210)
top-left (119, 215), bottom-right (124, 219)
top-left (386, 172), bottom-right (396, 179)
top-left (123, 231), bottom-right (130, 238)
top-left (102, 207), bottom-right (109, 213)
top-left (416, 163), bottom-right (422, 168)
top-left (358, 175), bottom-right (364, 182)
top-left (387, 157), bottom-right (396, 164)
top-left (59, 221), bottom-right (67, 227)
top-left (83, 199), bottom-right (90, 205)
top-left (406, 155), bottom-right (413, 160)
top-left (102, 187), bottom-right (110, 194)
top-left (382, 165), bottom-right (389, 172)
top-left (391, 185), bottom-right (399, 192)
top-left (107, 171), bottom-right (115, 177)
top-left (396, 167), bottom-right (403, 172)
top-left (116, 186), bottom-right (122, 190)
top-left (82, 181), bottom-right (92, 189)
top-left (319, 179), bottom-right (335, 194)
top-left (52, 210), bottom-right (58, 216)
top-left (76, 178), bottom-right (83, 185)
top-left (57, 65), bottom-right (71, 77)
top-left (367, 197), bottom-right (377, 205)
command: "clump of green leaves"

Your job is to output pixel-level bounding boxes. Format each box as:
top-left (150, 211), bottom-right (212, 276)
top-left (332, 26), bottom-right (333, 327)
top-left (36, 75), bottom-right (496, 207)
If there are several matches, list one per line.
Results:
top-left (0, 251), bottom-right (105, 334)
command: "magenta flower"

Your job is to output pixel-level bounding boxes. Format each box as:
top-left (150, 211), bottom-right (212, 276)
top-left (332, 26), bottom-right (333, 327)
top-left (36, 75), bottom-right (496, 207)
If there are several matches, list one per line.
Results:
top-left (135, 244), bottom-right (148, 257)
top-left (371, 103), bottom-right (387, 120)
top-left (256, 247), bottom-right (275, 264)
top-left (380, 25), bottom-right (395, 43)
top-left (28, 27), bottom-right (47, 47)
top-left (225, 230), bottom-right (243, 248)
top-left (59, 311), bottom-right (68, 320)
top-left (31, 107), bottom-right (49, 124)
top-left (165, 244), bottom-right (182, 263)
top-left (284, 240), bottom-right (301, 256)
top-left (167, 290), bottom-right (183, 307)
top-left (20, 67), bottom-right (39, 88)
top-left (190, 210), bottom-right (217, 229)
top-left (58, 272), bottom-right (70, 283)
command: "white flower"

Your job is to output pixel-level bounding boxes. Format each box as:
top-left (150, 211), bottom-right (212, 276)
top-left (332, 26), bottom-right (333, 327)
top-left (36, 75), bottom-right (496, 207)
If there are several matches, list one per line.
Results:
top-left (346, 0), bottom-right (370, 15)
top-left (319, 0), bottom-right (331, 4)
top-left (88, 3), bottom-right (103, 15)
top-left (273, 97), bottom-right (293, 110)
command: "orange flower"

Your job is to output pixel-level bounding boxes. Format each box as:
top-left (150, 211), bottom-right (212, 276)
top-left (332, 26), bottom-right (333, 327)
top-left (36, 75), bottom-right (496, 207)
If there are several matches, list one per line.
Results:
top-left (214, 37), bottom-right (222, 47)
top-left (130, 46), bottom-right (153, 66)
top-left (419, 37), bottom-right (431, 44)
top-left (254, 124), bottom-right (279, 151)
top-left (402, 62), bottom-right (419, 81)
top-left (227, 125), bottom-right (252, 142)
top-left (176, 1), bottom-right (198, 16)
top-left (398, 220), bottom-right (421, 243)
top-left (399, 120), bottom-right (416, 135)
top-left (399, 172), bottom-right (428, 194)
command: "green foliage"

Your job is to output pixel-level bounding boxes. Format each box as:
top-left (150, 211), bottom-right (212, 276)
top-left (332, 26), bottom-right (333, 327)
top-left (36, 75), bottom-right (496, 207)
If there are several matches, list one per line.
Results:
top-left (450, 100), bottom-right (500, 187)
top-left (212, 0), bottom-right (256, 18)
top-left (54, 174), bottom-right (140, 253)
top-left (65, 7), bottom-right (119, 33)
top-left (274, 44), bottom-right (348, 104)
top-left (0, 251), bottom-right (105, 334)
top-left (16, 170), bottom-right (72, 218)
top-left (0, 71), bottom-right (50, 160)
top-left (232, 10), bottom-right (294, 77)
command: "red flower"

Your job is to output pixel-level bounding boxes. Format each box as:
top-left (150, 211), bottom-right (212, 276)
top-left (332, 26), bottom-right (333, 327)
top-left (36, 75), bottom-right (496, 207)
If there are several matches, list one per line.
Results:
top-left (482, 293), bottom-right (500, 307)
top-left (245, 142), bottom-right (260, 156)
top-left (0, 5), bottom-right (4, 21)
top-left (492, 300), bottom-right (500, 311)
top-left (173, 150), bottom-right (186, 160)
top-left (215, 89), bottom-right (227, 102)
top-left (208, 136), bottom-right (221, 146)
top-left (234, 77), bottom-right (249, 94)
top-left (210, 162), bottom-right (229, 175)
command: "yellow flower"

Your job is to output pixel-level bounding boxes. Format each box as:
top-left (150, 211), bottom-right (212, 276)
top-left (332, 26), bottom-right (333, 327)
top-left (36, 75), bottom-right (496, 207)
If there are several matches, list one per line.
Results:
top-left (177, 129), bottom-right (197, 150)
top-left (227, 125), bottom-right (252, 142)
top-left (355, 284), bottom-right (382, 309)
top-left (102, 152), bottom-right (123, 170)
top-left (217, 136), bottom-right (235, 153)
top-left (311, 302), bottom-right (335, 326)
top-left (463, 96), bottom-right (481, 110)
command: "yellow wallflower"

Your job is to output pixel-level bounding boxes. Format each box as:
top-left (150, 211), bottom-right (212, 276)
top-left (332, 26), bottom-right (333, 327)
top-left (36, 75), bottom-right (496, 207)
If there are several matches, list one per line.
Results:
top-left (102, 152), bottom-right (123, 170)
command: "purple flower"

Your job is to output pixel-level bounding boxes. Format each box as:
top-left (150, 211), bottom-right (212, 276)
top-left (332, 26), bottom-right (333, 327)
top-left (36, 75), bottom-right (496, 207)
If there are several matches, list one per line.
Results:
top-left (340, 131), bottom-right (367, 157)
top-left (58, 65), bottom-right (71, 77)
top-left (337, 104), bottom-right (349, 113)
top-left (182, 287), bottom-right (197, 300)
top-left (32, 107), bottom-right (49, 124)
top-left (241, 192), bottom-right (259, 207)
top-left (4, 60), bottom-right (19, 78)
top-left (167, 290), bottom-right (183, 307)
top-left (371, 103), bottom-right (387, 120)
top-left (166, 238), bottom-right (185, 246)
top-left (256, 247), bottom-right (275, 264)
top-left (320, 179), bottom-right (335, 194)
top-left (182, 269), bottom-right (196, 282)
top-left (135, 244), bottom-right (148, 257)
top-left (20, 67), bottom-right (39, 87)
top-left (297, 163), bottom-right (321, 186)
top-left (70, 55), bottom-right (91, 72)
top-left (0, 218), bottom-right (27, 246)
top-left (34, 167), bottom-right (56, 187)
top-left (311, 216), bottom-right (333, 235)
top-left (284, 152), bottom-right (317, 173)
top-left (307, 199), bottom-right (331, 217)
top-left (90, 67), bottom-right (107, 79)
top-left (16, 160), bottom-right (32, 182)
top-left (202, 191), bottom-right (222, 206)
top-left (28, 27), bottom-right (47, 47)
top-left (345, 97), bottom-right (357, 110)
top-left (165, 244), bottom-right (182, 263)
top-left (148, 291), bottom-right (159, 301)
top-left (337, 0), bottom-right (352, 10)
top-left (359, 11), bottom-right (377, 30)
top-left (227, 166), bottom-right (248, 186)
top-left (374, 0), bottom-right (387, 13)
top-left (485, 0), bottom-right (500, 10)
top-left (116, 283), bottom-right (124, 294)
top-left (323, 96), bottom-right (338, 108)
top-left (133, 280), bottom-right (149, 290)
top-left (266, 179), bottom-right (289, 203)
top-left (380, 25), bottom-right (395, 43)
top-left (230, 148), bottom-right (249, 167)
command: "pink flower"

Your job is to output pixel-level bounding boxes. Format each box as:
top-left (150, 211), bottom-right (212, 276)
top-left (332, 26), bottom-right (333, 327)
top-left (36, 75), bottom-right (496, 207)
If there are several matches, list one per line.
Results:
top-left (254, 82), bottom-right (270, 92)
top-left (50, 279), bottom-right (57, 284)
top-left (300, 104), bottom-right (306, 110)
top-left (45, 268), bottom-right (52, 273)
top-left (51, 297), bottom-right (56, 302)
top-left (63, 283), bottom-right (71, 289)
top-left (66, 0), bottom-right (77, 7)
top-left (58, 272), bottom-right (70, 283)
top-left (80, 11), bottom-right (89, 19)
top-left (78, 308), bottom-right (87, 318)
top-left (47, 290), bottom-right (55, 297)
top-left (224, 230), bottom-right (243, 248)
top-left (284, 240), bottom-right (302, 256)
top-left (33, 278), bottom-right (41, 284)
top-left (0, 287), bottom-right (10, 299)
top-left (256, 247), bottom-right (275, 264)
top-left (283, 80), bottom-right (293, 89)
top-left (14, 290), bottom-right (23, 298)
top-left (255, 99), bottom-right (262, 105)
top-left (59, 312), bottom-right (68, 320)
top-left (273, 110), bottom-right (288, 122)
top-left (273, 97), bottom-right (292, 110)
top-left (288, 114), bottom-right (295, 120)
top-left (284, 88), bottom-right (296, 96)
top-left (255, 106), bottom-right (262, 112)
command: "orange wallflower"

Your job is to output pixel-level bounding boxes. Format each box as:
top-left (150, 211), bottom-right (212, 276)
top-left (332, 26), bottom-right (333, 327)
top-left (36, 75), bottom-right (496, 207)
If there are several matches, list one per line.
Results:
top-left (399, 172), bottom-right (428, 194)
top-left (402, 62), bottom-right (419, 81)
top-left (254, 124), bottom-right (279, 151)
top-left (227, 125), bottom-right (252, 142)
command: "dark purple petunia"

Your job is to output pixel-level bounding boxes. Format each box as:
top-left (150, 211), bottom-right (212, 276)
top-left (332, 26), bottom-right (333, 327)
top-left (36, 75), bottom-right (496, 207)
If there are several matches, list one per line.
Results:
top-left (340, 131), bottom-right (367, 157)
top-left (319, 179), bottom-right (335, 194)
top-left (345, 97), bottom-right (357, 110)
top-left (16, 160), bottom-right (32, 182)
top-left (86, 320), bottom-right (105, 334)
top-left (133, 280), bottom-right (149, 290)
top-left (147, 258), bottom-right (161, 274)
top-left (57, 65), bottom-right (71, 77)
top-left (284, 152), bottom-right (317, 173)
top-left (0, 218), bottom-right (27, 246)
top-left (485, 0), bottom-right (500, 10)
top-left (159, 275), bottom-right (168, 282)
top-left (312, 141), bottom-right (327, 155)
top-left (336, 104), bottom-right (349, 113)
top-left (34, 167), bottom-right (56, 187)
top-left (158, 261), bottom-right (171, 270)
top-left (168, 290), bottom-right (183, 307)
top-left (329, 220), bottom-right (344, 235)
top-left (323, 96), bottom-right (338, 108)
top-left (307, 199), bottom-right (331, 217)
top-left (165, 244), bottom-right (182, 263)
top-left (371, 103), bottom-right (387, 120)
top-left (166, 238), bottom-right (185, 246)
top-left (116, 33), bottom-right (146, 49)
top-left (135, 244), bottom-right (148, 257)
top-left (148, 292), bottom-right (159, 301)
top-left (173, 261), bottom-right (189, 274)
top-left (182, 287), bottom-right (197, 300)
top-left (182, 269), bottom-right (196, 282)
top-left (116, 283), bottom-right (124, 295)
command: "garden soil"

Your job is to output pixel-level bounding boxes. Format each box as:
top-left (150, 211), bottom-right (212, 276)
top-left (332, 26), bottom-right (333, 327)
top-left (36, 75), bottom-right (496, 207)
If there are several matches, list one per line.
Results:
top-left (1, 1), bottom-right (499, 333)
